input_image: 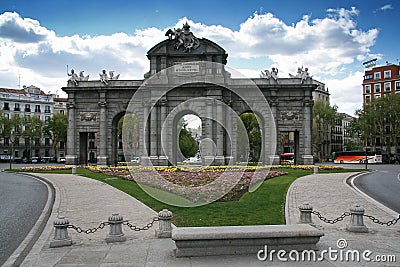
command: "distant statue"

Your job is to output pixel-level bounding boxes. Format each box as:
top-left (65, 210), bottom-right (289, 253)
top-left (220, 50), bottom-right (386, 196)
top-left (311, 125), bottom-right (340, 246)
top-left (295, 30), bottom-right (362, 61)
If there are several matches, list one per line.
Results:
top-left (79, 71), bottom-right (89, 81)
top-left (289, 66), bottom-right (311, 83)
top-left (109, 71), bottom-right (120, 80)
top-left (260, 67), bottom-right (279, 81)
top-left (165, 22), bottom-right (200, 52)
top-left (99, 70), bottom-right (108, 85)
top-left (68, 69), bottom-right (79, 85)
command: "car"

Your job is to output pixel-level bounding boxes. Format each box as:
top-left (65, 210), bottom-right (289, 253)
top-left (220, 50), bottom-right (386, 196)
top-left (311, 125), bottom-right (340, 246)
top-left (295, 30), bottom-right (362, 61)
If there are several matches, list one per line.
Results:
top-left (59, 157), bottom-right (66, 163)
top-left (31, 157), bottom-right (39, 163)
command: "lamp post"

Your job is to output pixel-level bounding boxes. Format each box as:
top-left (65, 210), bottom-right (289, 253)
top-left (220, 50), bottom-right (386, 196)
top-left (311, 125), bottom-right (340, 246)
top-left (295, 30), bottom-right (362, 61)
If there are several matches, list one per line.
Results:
top-left (9, 130), bottom-right (14, 170)
top-left (364, 146), bottom-right (368, 170)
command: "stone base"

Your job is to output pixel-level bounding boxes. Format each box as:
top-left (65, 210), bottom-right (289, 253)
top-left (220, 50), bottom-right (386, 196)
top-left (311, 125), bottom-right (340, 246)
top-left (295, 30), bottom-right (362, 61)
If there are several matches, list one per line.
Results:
top-left (97, 156), bottom-right (108, 166)
top-left (302, 155), bottom-right (314, 165)
top-left (346, 225), bottom-right (368, 233)
top-left (155, 229), bottom-right (172, 238)
top-left (49, 238), bottom-right (72, 248)
top-left (172, 224), bottom-right (324, 257)
top-left (202, 156), bottom-right (215, 166)
top-left (105, 234), bottom-right (127, 243)
top-left (65, 155), bottom-right (77, 165)
top-left (140, 156), bottom-right (151, 166)
top-left (225, 156), bottom-right (234, 165)
top-left (268, 155), bottom-right (280, 165)
top-left (214, 156), bottom-right (225, 166)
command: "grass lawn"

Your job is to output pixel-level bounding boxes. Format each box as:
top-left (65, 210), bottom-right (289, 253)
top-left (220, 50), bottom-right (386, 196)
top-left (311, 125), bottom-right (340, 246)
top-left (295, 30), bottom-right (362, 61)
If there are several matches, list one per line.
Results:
top-left (13, 166), bottom-right (365, 226)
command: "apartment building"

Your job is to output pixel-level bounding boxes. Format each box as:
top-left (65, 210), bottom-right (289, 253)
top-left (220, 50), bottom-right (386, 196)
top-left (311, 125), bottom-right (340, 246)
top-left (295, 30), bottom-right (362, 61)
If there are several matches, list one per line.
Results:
top-left (0, 85), bottom-right (67, 162)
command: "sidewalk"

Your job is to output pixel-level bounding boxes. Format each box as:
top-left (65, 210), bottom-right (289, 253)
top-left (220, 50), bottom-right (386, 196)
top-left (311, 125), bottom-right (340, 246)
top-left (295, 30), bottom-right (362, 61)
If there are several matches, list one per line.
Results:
top-left (17, 172), bottom-right (400, 266)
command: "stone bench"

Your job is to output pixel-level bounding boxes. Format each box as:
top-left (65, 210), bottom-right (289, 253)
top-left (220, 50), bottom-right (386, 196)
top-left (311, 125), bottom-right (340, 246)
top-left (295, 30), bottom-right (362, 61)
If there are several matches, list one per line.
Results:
top-left (172, 224), bottom-right (324, 257)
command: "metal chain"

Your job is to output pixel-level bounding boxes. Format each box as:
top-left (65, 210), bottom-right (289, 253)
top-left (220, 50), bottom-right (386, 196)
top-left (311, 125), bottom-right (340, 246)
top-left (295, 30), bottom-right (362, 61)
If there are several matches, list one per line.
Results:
top-left (67, 222), bottom-right (110, 234)
top-left (363, 214), bottom-right (400, 226)
top-left (123, 217), bottom-right (159, 231)
top-left (311, 210), bottom-right (351, 224)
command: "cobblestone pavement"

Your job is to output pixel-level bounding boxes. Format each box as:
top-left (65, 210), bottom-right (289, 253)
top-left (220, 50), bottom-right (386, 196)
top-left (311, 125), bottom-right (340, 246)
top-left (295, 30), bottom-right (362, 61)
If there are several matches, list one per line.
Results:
top-left (16, 172), bottom-right (400, 266)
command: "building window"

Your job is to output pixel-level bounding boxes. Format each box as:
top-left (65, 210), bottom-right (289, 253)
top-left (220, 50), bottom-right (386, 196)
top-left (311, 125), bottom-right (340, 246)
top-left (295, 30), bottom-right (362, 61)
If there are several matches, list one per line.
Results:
top-left (60, 110), bottom-right (65, 115)
top-left (364, 85), bottom-right (371, 94)
top-left (3, 102), bottom-right (10, 110)
top-left (44, 105), bottom-right (51, 113)
top-left (365, 95), bottom-right (371, 102)
top-left (25, 104), bottom-right (31, 112)
top-left (375, 94), bottom-right (381, 99)
top-left (374, 84), bottom-right (381, 93)
top-left (396, 81), bottom-right (400, 90)
top-left (14, 103), bottom-right (20, 111)
top-left (45, 116), bottom-right (50, 125)
top-left (4, 138), bottom-right (9, 146)
top-left (384, 82), bottom-right (391, 92)
top-left (4, 113), bottom-right (9, 119)
top-left (35, 105), bottom-right (41, 113)
top-left (59, 141), bottom-right (65, 149)
top-left (364, 74), bottom-right (373, 80)
top-left (374, 72), bottom-right (381, 80)
top-left (45, 138), bottom-right (50, 146)
top-left (384, 70), bottom-right (391, 78)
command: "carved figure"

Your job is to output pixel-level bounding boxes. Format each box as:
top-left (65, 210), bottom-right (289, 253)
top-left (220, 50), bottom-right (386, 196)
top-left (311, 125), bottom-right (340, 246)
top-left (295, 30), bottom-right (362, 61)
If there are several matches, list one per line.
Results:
top-left (79, 71), bottom-right (89, 81)
top-left (289, 67), bottom-right (311, 83)
top-left (99, 70), bottom-right (108, 85)
top-left (68, 69), bottom-right (79, 86)
top-left (80, 112), bottom-right (97, 121)
top-left (109, 71), bottom-right (120, 80)
top-left (165, 22), bottom-right (200, 52)
top-left (281, 111), bottom-right (300, 121)
top-left (260, 67), bottom-right (279, 81)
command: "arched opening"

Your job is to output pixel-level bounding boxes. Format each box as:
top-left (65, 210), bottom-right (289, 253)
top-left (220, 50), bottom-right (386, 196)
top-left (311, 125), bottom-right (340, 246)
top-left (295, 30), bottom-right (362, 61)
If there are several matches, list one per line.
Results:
top-left (174, 113), bottom-right (201, 165)
top-left (237, 112), bottom-right (263, 163)
top-left (113, 112), bottom-right (140, 165)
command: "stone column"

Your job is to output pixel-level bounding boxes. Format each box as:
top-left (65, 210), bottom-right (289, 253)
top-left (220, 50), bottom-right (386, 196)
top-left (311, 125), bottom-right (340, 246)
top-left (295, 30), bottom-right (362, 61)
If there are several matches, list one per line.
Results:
top-left (202, 99), bottom-right (214, 165)
top-left (97, 100), bottom-right (108, 166)
top-left (159, 99), bottom-right (168, 165)
top-left (224, 101), bottom-right (234, 165)
top-left (215, 102), bottom-right (224, 165)
top-left (302, 98), bottom-right (313, 165)
top-left (141, 101), bottom-right (150, 166)
top-left (150, 104), bottom-right (158, 164)
top-left (65, 100), bottom-right (77, 165)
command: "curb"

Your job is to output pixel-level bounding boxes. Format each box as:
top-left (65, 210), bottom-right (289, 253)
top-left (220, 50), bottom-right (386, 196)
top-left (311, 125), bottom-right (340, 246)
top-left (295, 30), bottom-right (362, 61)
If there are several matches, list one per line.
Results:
top-left (2, 173), bottom-right (55, 267)
top-left (345, 171), bottom-right (399, 218)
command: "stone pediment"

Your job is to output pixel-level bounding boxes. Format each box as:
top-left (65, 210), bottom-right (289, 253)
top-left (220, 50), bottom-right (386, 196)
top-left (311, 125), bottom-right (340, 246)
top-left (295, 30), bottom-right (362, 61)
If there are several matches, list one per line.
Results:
top-left (147, 38), bottom-right (227, 61)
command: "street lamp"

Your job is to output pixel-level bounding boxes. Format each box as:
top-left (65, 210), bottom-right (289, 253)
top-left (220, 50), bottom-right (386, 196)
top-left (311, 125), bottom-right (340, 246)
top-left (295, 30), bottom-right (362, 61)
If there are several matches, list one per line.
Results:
top-left (9, 130), bottom-right (14, 170)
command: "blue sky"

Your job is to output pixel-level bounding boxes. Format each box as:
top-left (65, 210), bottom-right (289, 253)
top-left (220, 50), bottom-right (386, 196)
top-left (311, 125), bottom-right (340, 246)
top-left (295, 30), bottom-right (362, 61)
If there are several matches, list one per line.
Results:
top-left (0, 0), bottom-right (398, 115)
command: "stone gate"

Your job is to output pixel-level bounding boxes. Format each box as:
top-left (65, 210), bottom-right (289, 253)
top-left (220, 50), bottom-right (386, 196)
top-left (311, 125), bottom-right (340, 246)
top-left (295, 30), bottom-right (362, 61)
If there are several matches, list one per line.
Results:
top-left (62, 24), bottom-right (316, 166)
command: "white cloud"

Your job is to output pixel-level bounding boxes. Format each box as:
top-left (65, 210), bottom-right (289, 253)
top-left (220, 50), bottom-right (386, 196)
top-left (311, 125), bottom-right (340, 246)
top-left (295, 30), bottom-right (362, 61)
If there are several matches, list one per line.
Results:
top-left (0, 8), bottom-right (378, 114)
top-left (380, 4), bottom-right (393, 11)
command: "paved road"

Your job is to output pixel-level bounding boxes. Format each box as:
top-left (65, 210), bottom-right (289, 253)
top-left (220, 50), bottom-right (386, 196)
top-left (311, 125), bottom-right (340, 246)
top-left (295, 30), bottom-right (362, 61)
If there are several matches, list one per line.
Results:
top-left (353, 164), bottom-right (400, 213)
top-left (0, 172), bottom-right (48, 266)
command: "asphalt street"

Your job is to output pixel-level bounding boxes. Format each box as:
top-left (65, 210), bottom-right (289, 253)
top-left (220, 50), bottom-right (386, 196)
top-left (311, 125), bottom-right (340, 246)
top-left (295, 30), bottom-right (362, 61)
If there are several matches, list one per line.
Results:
top-left (353, 164), bottom-right (400, 213)
top-left (0, 172), bottom-right (48, 266)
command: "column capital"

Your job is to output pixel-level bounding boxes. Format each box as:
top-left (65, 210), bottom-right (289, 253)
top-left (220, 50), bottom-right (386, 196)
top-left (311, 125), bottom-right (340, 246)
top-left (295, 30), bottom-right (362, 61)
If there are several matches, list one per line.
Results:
top-left (66, 102), bottom-right (75, 109)
top-left (98, 101), bottom-right (107, 108)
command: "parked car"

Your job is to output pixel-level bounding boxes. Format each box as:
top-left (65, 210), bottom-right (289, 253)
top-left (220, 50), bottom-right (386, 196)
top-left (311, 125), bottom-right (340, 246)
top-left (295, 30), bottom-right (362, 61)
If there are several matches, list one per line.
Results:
top-left (31, 157), bottom-right (39, 163)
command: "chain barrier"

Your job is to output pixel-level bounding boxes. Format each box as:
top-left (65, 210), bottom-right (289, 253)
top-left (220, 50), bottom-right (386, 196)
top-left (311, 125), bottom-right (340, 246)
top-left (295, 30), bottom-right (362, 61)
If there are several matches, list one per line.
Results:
top-left (311, 210), bottom-right (351, 224)
top-left (66, 217), bottom-right (159, 234)
top-left (67, 222), bottom-right (110, 234)
top-left (123, 217), bottom-right (159, 231)
top-left (363, 214), bottom-right (400, 226)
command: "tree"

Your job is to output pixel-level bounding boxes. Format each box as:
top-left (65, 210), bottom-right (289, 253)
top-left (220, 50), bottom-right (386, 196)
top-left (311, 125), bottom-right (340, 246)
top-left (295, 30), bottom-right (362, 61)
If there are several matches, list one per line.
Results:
top-left (238, 113), bottom-right (261, 162)
top-left (23, 115), bottom-right (44, 159)
top-left (0, 113), bottom-right (24, 160)
top-left (350, 93), bottom-right (400, 156)
top-left (45, 113), bottom-right (68, 160)
top-left (177, 118), bottom-right (198, 159)
top-left (312, 100), bottom-right (338, 158)
top-left (119, 114), bottom-right (140, 158)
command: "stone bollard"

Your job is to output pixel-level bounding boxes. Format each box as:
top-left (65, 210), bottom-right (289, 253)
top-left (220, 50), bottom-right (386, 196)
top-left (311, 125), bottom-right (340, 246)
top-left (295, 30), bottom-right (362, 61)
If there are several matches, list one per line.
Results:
top-left (347, 205), bottom-right (368, 233)
top-left (71, 165), bottom-right (76, 174)
top-left (298, 203), bottom-right (314, 225)
top-left (106, 213), bottom-right (126, 243)
top-left (313, 165), bottom-right (318, 174)
top-left (50, 216), bottom-right (72, 248)
top-left (156, 209), bottom-right (173, 238)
